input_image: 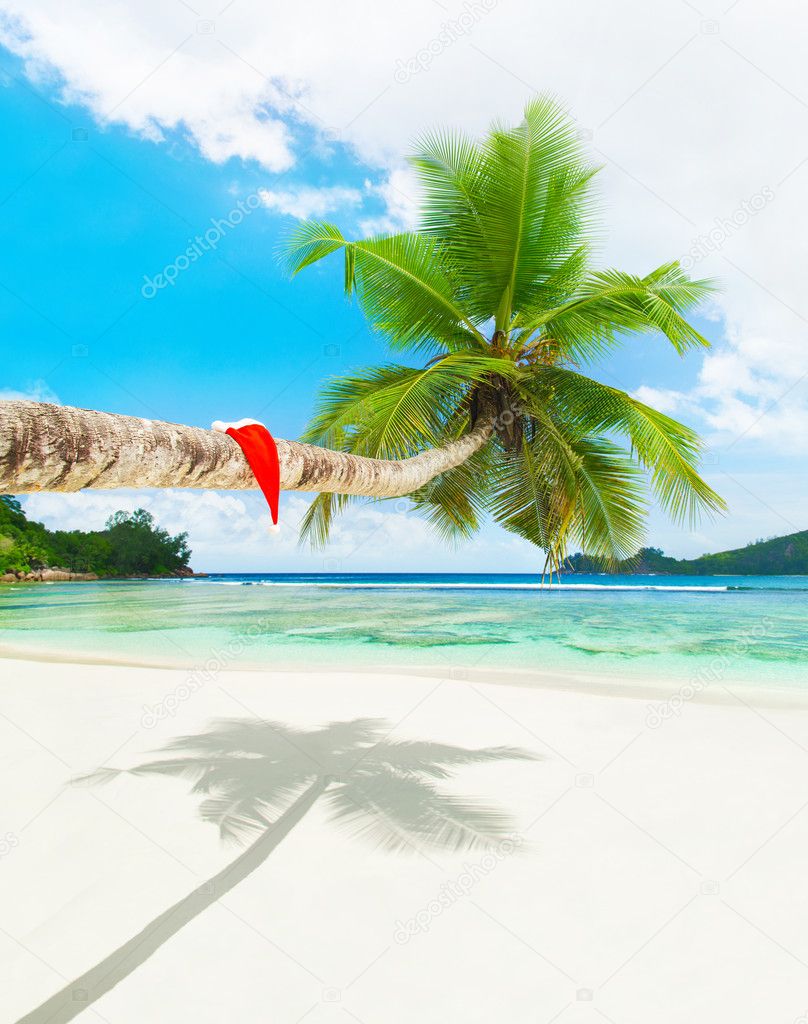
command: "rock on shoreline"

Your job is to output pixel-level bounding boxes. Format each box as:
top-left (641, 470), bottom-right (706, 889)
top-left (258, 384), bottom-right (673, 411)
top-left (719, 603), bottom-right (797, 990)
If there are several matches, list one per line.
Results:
top-left (0, 567), bottom-right (206, 583)
top-left (0, 568), bottom-right (99, 583)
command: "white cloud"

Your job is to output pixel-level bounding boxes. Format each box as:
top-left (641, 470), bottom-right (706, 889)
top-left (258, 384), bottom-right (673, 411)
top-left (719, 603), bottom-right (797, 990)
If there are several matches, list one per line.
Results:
top-left (24, 488), bottom-right (253, 533)
top-left (636, 343), bottom-right (808, 454)
top-left (632, 385), bottom-right (695, 418)
top-left (0, 7), bottom-right (297, 170)
top-left (360, 167), bottom-right (421, 235)
top-left (22, 489), bottom-right (539, 571)
top-left (258, 184), bottom-right (362, 219)
top-left (0, 379), bottom-right (60, 403)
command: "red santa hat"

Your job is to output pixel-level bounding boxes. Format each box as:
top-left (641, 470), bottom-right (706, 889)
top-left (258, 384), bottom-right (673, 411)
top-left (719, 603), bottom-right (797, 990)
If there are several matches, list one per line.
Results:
top-left (212, 418), bottom-right (280, 533)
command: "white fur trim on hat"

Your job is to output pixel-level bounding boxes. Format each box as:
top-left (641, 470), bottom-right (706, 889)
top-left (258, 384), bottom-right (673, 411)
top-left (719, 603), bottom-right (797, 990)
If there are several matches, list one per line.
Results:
top-left (211, 418), bottom-right (266, 433)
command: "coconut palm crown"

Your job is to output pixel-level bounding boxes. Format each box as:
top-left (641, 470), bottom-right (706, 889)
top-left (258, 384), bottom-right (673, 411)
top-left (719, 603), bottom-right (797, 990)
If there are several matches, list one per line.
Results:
top-left (283, 96), bottom-right (725, 566)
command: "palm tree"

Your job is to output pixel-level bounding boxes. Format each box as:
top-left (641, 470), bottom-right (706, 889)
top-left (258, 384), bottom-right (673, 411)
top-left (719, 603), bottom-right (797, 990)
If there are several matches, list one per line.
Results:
top-left (0, 96), bottom-right (723, 566)
top-left (283, 95), bottom-right (724, 563)
top-left (18, 718), bottom-right (534, 1024)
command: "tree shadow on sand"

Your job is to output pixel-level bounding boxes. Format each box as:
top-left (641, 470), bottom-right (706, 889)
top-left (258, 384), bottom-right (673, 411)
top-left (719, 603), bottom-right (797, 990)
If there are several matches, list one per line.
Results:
top-left (17, 717), bottom-right (538, 1024)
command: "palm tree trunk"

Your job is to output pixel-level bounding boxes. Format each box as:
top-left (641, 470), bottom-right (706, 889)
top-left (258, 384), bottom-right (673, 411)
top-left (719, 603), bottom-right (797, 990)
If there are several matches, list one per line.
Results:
top-left (0, 400), bottom-right (495, 497)
top-left (14, 777), bottom-right (328, 1024)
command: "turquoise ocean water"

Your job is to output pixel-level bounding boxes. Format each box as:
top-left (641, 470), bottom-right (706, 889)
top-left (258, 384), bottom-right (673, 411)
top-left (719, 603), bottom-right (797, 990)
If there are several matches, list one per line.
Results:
top-left (0, 573), bottom-right (807, 690)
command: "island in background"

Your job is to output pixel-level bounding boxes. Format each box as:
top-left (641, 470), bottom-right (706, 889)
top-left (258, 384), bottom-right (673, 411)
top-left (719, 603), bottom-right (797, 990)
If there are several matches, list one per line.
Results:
top-left (568, 531), bottom-right (808, 576)
top-left (0, 496), bottom-right (196, 582)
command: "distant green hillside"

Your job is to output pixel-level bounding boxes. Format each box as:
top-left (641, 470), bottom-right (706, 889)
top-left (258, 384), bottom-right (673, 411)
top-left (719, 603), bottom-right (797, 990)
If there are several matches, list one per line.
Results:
top-left (0, 496), bottom-right (192, 579)
top-left (568, 531), bottom-right (808, 575)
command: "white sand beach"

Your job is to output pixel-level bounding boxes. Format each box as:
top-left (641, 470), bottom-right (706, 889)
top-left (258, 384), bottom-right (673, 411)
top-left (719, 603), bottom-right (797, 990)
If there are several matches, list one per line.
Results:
top-left (2, 657), bottom-right (808, 1024)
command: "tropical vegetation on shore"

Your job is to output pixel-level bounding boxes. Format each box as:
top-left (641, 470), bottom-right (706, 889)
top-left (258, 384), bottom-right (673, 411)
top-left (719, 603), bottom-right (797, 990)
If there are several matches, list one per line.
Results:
top-left (0, 497), bottom-right (191, 578)
top-left (569, 529), bottom-right (808, 576)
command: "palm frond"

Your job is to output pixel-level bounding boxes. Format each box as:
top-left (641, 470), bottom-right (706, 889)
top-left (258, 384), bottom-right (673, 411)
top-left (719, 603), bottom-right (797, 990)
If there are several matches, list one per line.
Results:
top-left (488, 421), bottom-right (648, 566)
top-left (298, 492), bottom-right (354, 549)
top-left (561, 437), bottom-right (649, 562)
top-left (412, 96), bottom-right (598, 325)
top-left (476, 96), bottom-right (597, 321)
top-left (349, 233), bottom-right (486, 354)
top-left (283, 223), bottom-right (487, 355)
top-left (516, 263), bottom-right (717, 360)
top-left (304, 354), bottom-right (515, 458)
top-left (410, 126), bottom-right (496, 284)
top-left (281, 220), bottom-right (348, 276)
top-left (488, 431), bottom-right (576, 556)
top-left (408, 442), bottom-right (495, 543)
top-left (522, 366), bottom-right (726, 524)
top-left (299, 356), bottom-right (513, 547)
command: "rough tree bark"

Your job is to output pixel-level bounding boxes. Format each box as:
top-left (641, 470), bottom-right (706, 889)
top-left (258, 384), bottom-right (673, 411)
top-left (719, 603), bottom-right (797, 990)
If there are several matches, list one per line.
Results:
top-left (0, 401), bottom-right (495, 496)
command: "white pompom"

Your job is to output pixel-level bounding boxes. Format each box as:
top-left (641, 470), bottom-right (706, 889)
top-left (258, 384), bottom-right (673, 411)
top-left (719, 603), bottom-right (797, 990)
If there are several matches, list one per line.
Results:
top-left (211, 420), bottom-right (229, 433)
top-left (268, 522), bottom-right (280, 535)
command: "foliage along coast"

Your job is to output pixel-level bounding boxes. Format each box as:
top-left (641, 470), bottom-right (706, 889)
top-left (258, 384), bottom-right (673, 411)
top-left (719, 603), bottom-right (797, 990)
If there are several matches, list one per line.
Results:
top-left (568, 531), bottom-right (808, 576)
top-left (0, 497), bottom-right (196, 582)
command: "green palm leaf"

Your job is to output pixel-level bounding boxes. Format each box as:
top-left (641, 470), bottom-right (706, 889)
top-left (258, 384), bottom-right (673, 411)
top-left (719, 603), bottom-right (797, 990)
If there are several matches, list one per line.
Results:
top-left (474, 96), bottom-right (597, 322)
top-left (409, 442), bottom-right (495, 543)
top-left (521, 366), bottom-right (725, 524)
top-left (488, 438), bottom-right (565, 555)
top-left (349, 234), bottom-right (487, 354)
top-left (299, 355), bottom-right (513, 548)
top-left (298, 492), bottom-right (354, 549)
top-left (304, 354), bottom-right (515, 457)
top-left (410, 126), bottom-right (494, 280)
top-left (489, 426), bottom-right (648, 565)
top-left (284, 222), bottom-right (487, 355)
top-left (516, 262), bottom-right (717, 360)
top-left (563, 437), bottom-right (649, 562)
top-left (281, 219), bottom-right (348, 275)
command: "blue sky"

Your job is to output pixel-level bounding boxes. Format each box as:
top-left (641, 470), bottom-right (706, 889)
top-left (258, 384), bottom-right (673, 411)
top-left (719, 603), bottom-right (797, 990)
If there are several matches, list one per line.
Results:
top-left (0, 58), bottom-right (699, 436)
top-left (0, 60), bottom-right (380, 438)
top-left (1, 5), bottom-right (805, 571)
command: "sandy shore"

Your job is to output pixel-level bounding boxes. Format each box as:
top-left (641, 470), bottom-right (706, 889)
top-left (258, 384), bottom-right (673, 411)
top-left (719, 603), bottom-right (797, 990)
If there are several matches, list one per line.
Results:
top-left (2, 657), bottom-right (808, 1023)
